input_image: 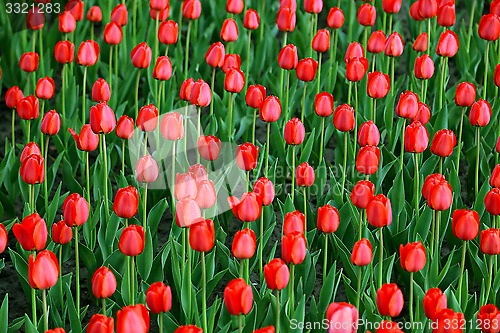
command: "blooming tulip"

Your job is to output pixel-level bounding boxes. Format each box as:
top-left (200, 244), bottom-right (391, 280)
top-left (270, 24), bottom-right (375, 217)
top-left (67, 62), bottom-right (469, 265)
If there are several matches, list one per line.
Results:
top-left (87, 314), bottom-right (114, 333)
top-left (327, 7), bottom-right (344, 29)
top-left (232, 228), bottom-right (256, 259)
top-left (317, 205), bottom-right (339, 233)
top-left (17, 95), bottom-right (39, 120)
top-left (69, 125), bottom-right (100, 151)
top-left (13, 213), bottom-right (47, 251)
top-left (452, 209), bottom-right (479, 240)
top-left (136, 155), bottom-right (159, 183)
top-left (244, 9), bottom-right (260, 29)
top-left (116, 304), bottom-right (150, 333)
top-left (253, 178), bottom-right (275, 206)
top-left (92, 267), bottom-right (117, 299)
top-left (90, 102), bottom-right (116, 134)
top-left (224, 279), bottom-right (253, 315)
top-left (396, 91), bottom-right (419, 119)
top-left (282, 231), bottom-right (307, 265)
top-left (384, 32), bottom-right (404, 57)
top-left (423, 288), bottom-right (447, 320)
top-left (228, 192), bottom-right (262, 222)
top-left (77, 40), bottom-right (100, 66)
top-left (377, 283), bottom-right (404, 317)
top-left (351, 180), bottom-right (375, 209)
top-left (146, 282), bottom-right (172, 314)
top-left (333, 104), bottom-right (355, 132)
top-left (264, 258), bottom-right (290, 290)
top-left (236, 143), bottom-right (259, 171)
top-left (351, 238), bottom-right (373, 266)
top-left (431, 129), bottom-right (456, 157)
top-left (51, 221), bottom-right (72, 245)
top-left (477, 305), bottom-right (500, 333)
top-left (92, 79), bottom-right (111, 102)
top-left (29, 250), bottom-right (59, 289)
top-left (367, 194), bottom-right (392, 227)
top-left (20, 154), bottom-right (44, 184)
top-left (400, 242), bottom-right (426, 272)
top-left (356, 146), bottom-right (380, 175)
top-left (119, 225), bottom-right (145, 256)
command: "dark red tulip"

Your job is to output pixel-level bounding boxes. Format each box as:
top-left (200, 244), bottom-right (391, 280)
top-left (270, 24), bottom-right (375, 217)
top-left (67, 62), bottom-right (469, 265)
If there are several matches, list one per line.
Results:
top-left (92, 267), bottom-right (117, 299)
top-left (455, 82), bottom-right (476, 107)
top-left (327, 7), bottom-right (344, 29)
top-left (351, 180), bottom-right (375, 209)
top-left (189, 218), bottom-right (215, 252)
top-left (264, 258), bottom-right (289, 290)
top-left (197, 135), bottom-right (221, 161)
top-left (491, 165), bottom-right (500, 188)
top-left (137, 104), bottom-right (159, 132)
top-left (430, 129), bottom-right (456, 157)
top-left (119, 224), bottom-right (145, 256)
top-left (86, 6), bottom-right (102, 22)
top-left (113, 186), bottom-right (139, 219)
top-left (182, 0), bottom-right (201, 20)
top-left (276, 7), bottom-right (296, 32)
top-left (54, 41), bottom-right (75, 64)
top-left (104, 22), bottom-right (123, 45)
top-left (222, 53), bottom-right (242, 73)
top-left (479, 14), bottom-right (500, 41)
top-left (159, 20), bottom-right (178, 45)
top-left (423, 288), bottom-right (447, 321)
top-left (52, 220), bottom-right (72, 245)
top-left (69, 125), bottom-right (100, 151)
top-left (20, 52), bottom-right (39, 73)
top-left (470, 99), bottom-right (492, 127)
top-left (41, 109), bottom-right (61, 135)
top-left (410, 1), bottom-right (424, 21)
top-left (87, 314), bottom-right (114, 333)
top-left (66, 0), bottom-right (84, 20)
top-left (146, 282), bottom-right (172, 314)
top-left (244, 9), bottom-right (260, 30)
top-left (246, 85), bottom-right (266, 109)
top-left (224, 278), bottom-right (253, 316)
top-left (413, 32), bottom-right (428, 52)
top-left (404, 121), bottom-right (429, 153)
top-left (131, 42), bottom-right (152, 69)
top-left (160, 112), bottom-right (184, 141)
top-left (225, 68), bottom-right (245, 93)
top-left (278, 44), bottom-right (298, 70)
top-left (357, 3), bottom-right (376, 26)
top-left (260, 96), bottom-right (282, 122)
top-left (368, 30), bottom-right (386, 54)
top-left (63, 193), bottom-right (89, 227)
top-left (414, 54), bottom-right (434, 79)
top-left (356, 146), bottom-right (380, 175)
top-left (17, 95), bottom-right (39, 120)
top-left (221, 18), bottom-right (239, 43)
top-left (283, 210), bottom-right (305, 236)
top-left (236, 143), bottom-right (259, 171)
top-left (367, 194), bottom-right (392, 227)
top-left (434, 309), bottom-right (464, 333)
top-left (296, 162), bottom-right (315, 187)
top-left (27, 7), bottom-right (45, 30)
top-left (90, 102), bottom-right (116, 134)
top-left (59, 11), bottom-right (76, 34)
top-left (396, 91), bottom-right (419, 119)
top-left (480, 229), bottom-right (500, 255)
top-left (175, 198), bottom-right (201, 228)
top-left (190, 79), bottom-right (212, 107)
top-left (485, 188), bottom-right (500, 216)
top-left (228, 192), bottom-right (262, 222)
top-left (351, 238), bottom-right (373, 266)
top-left (477, 304), bottom-right (500, 333)
top-left (326, 303), bottom-right (359, 332)
top-left (136, 155), bottom-right (159, 183)
top-left (116, 304), bottom-right (150, 333)
top-left (92, 78), bottom-right (111, 102)
top-left (367, 71), bottom-right (390, 98)
top-left (359, 120), bottom-right (380, 146)
top-left (333, 104), bottom-right (355, 132)
top-left (317, 205), bottom-right (339, 233)
top-left (418, 0), bottom-right (438, 18)
top-left (13, 213), bottom-right (47, 251)
top-left (346, 57), bottom-right (369, 82)
top-left (284, 118), bottom-right (305, 145)
top-left (232, 228), bottom-right (256, 259)
top-left (452, 209), bottom-right (480, 240)
top-left (5, 86), bottom-right (24, 109)
top-left (282, 231), bottom-right (307, 265)
top-left (437, 0), bottom-right (455, 27)
top-left (377, 283), bottom-right (404, 317)
top-left (253, 177), bottom-right (275, 206)
top-left (77, 40), bottom-right (100, 66)
top-left (28, 250), bottom-right (59, 290)
top-left (400, 241), bottom-right (426, 272)
top-left (206, 42), bottom-right (225, 68)
top-left (111, 4), bottom-right (128, 26)
top-left (436, 30), bottom-right (459, 57)
top-left (20, 154), bottom-right (44, 184)
top-left (312, 29), bottom-right (330, 53)
top-left (384, 31), bottom-right (404, 57)
top-left (383, 0), bottom-right (402, 14)
top-left (345, 42), bottom-right (365, 63)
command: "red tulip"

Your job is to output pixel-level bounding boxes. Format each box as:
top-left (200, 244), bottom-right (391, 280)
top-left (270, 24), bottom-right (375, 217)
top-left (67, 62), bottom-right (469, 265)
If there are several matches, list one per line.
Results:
top-left (491, 165), bottom-right (500, 188)
top-left (485, 188), bottom-right (500, 215)
top-left (104, 22), bottom-right (123, 45)
top-left (20, 154), bottom-right (44, 184)
top-left (5, 86), bottom-right (24, 109)
top-left (206, 42), bottom-right (225, 68)
top-left (418, 0), bottom-right (438, 18)
top-left (137, 104), bottom-right (159, 132)
top-left (41, 110), bottom-right (61, 136)
top-left (150, 0), bottom-right (168, 10)
top-left (333, 104), bottom-right (355, 132)
top-left (368, 30), bottom-right (386, 54)
top-left (190, 79), bottom-right (212, 107)
top-left (470, 99), bottom-right (492, 127)
top-left (425, 177), bottom-right (453, 211)
top-left (63, 193), bottom-right (89, 227)
top-left (314, 92), bottom-right (334, 117)
top-left (376, 321), bottom-right (404, 333)
top-left (436, 30), bottom-right (459, 57)
top-left (232, 228), bottom-right (256, 259)
top-left (131, 42), bottom-right (152, 68)
top-left (46, 328), bottom-right (65, 333)
top-left (317, 205), bottom-right (339, 233)
top-left (244, 9), bottom-right (260, 29)
top-left (111, 4), bottom-right (128, 26)
top-left (136, 155), bottom-right (159, 183)
top-left (221, 18), bottom-right (239, 42)
top-left (264, 258), bottom-right (289, 290)
top-left (492, 0), bottom-right (500, 16)
top-left (326, 302), bottom-right (359, 332)
top-left (278, 44), bottom-right (299, 70)
top-left (175, 198), bottom-right (201, 228)
top-left (13, 213), bottom-right (47, 251)
top-left (345, 42), bottom-right (365, 63)
top-left (477, 304), bottom-right (500, 333)
top-left (252, 178), bottom-right (276, 207)
top-left (410, 1), bottom-right (424, 21)
top-left (296, 162), bottom-right (315, 187)
top-left (377, 283), bottom-right (404, 317)
top-left (17, 95), bottom-right (39, 120)
top-left (400, 241), bottom-right (426, 272)
top-left (260, 96), bottom-right (282, 122)
top-left (327, 7), bottom-right (344, 29)
top-left (175, 172), bottom-right (197, 201)
top-left (51, 221), bottom-right (72, 245)
top-left (452, 209), bottom-right (479, 240)
top-left (312, 29), bottom-right (330, 53)
top-left (159, 20), bottom-right (179, 45)
top-left (90, 102), bottom-right (116, 134)
top-left (182, 0), bottom-right (201, 20)
top-left (195, 179), bottom-right (216, 209)
top-left (246, 85), bottom-right (266, 109)
top-left (77, 40), bottom-right (100, 66)
top-left (384, 31), bottom-right (404, 57)
top-left (54, 41), bottom-right (75, 64)
top-left (383, 0), bottom-right (402, 13)
top-left (433, 309), bottom-right (464, 333)
top-left (27, 7), bottom-right (45, 30)
top-left (225, 68), bottom-right (245, 93)
top-left (236, 142), bottom-right (259, 171)
top-left (455, 82), bottom-right (476, 107)
top-left (116, 304), bottom-right (150, 333)
top-left (29, 250), bottom-right (59, 289)
top-left (413, 32), bottom-right (428, 52)
top-left (66, 0), bottom-right (84, 20)
top-left (304, 0), bottom-right (322, 13)
top-left (480, 229), bottom-right (500, 255)
top-left (367, 194), bottom-right (392, 227)
top-left (367, 71), bottom-right (390, 98)
top-left (119, 224), bottom-right (145, 256)
top-left (150, 7), bottom-right (170, 21)
top-left (282, 231), bottom-right (307, 265)
top-left (437, 0), bottom-right (455, 27)
top-left (20, 142), bottom-right (41, 164)
top-left (351, 238), bottom-right (373, 266)
top-left (350, 180), bottom-right (375, 209)
top-left (357, 3), bottom-right (376, 26)
top-left (146, 282), bottom-right (172, 314)
top-left (175, 326), bottom-right (203, 333)
top-left (412, 102), bottom-right (431, 125)
top-left (224, 278), bottom-right (253, 315)
top-left (276, 7), bottom-right (296, 32)
top-left (414, 54), bottom-right (434, 79)
top-left (113, 186), bottom-right (139, 219)
top-left (479, 14), bottom-right (500, 41)
top-left (495, 64), bottom-right (500, 89)
top-left (423, 288), bottom-right (447, 320)
top-left (92, 267), bottom-right (117, 299)
top-left (92, 78), bottom-right (111, 102)
top-left (284, 118), bottom-right (305, 145)
top-left (346, 57), bottom-right (369, 82)
top-left (228, 192), bottom-right (262, 222)
top-left (356, 146), bottom-right (380, 175)
top-left (35, 76), bottom-right (55, 100)
top-left (430, 129), bottom-right (456, 157)
top-left (59, 11), bottom-right (76, 33)
top-left (359, 120), bottom-right (380, 146)
top-left (189, 164), bottom-right (208, 182)
top-left (197, 135), bottom-right (221, 161)
top-left (87, 314), bottom-right (114, 333)
top-left (222, 53), bottom-right (242, 73)
top-left (283, 210), bottom-right (305, 236)
top-left (69, 125), bottom-right (100, 151)
top-left (86, 6), bottom-right (102, 22)
top-left (396, 91), bottom-right (419, 119)
top-left (404, 121), bottom-right (429, 153)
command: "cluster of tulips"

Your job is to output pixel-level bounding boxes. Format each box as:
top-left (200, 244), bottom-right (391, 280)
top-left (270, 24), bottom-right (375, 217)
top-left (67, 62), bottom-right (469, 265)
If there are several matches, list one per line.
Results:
top-left (2, 0), bottom-right (500, 332)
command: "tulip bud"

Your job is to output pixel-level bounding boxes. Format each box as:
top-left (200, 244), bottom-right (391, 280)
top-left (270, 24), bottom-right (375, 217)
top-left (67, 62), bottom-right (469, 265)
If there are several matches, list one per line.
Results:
top-left (20, 52), bottom-right (39, 73)
top-left (480, 229), bottom-right (500, 255)
top-left (176, 198), bottom-right (202, 228)
top-left (224, 279), bottom-right (253, 316)
top-left (357, 3), bottom-right (376, 26)
top-left (326, 303), bottom-right (359, 332)
top-left (283, 210), bottom-right (305, 236)
top-left (418, 0), bottom-right (438, 18)
top-left (113, 186), bottom-right (139, 219)
top-left (410, 1), bottom-right (424, 21)
top-left (69, 125), bottom-right (100, 151)
top-left (413, 32), bottom-right (428, 52)
top-left (284, 118), bottom-right (305, 145)
top-left (20, 154), bottom-right (44, 184)
top-left (317, 205), bottom-right (339, 233)
top-left (350, 180), bottom-right (375, 209)
top-left (195, 179), bottom-right (216, 209)
top-left (5, 86), bottom-right (24, 109)
top-left (377, 283), bottom-right (404, 317)
top-left (244, 9), bottom-right (260, 30)
top-left (225, 68), bottom-right (245, 93)
top-left (136, 155), bottom-right (159, 183)
top-left (90, 102), bottom-right (116, 134)
top-left (367, 30), bottom-right (386, 54)
top-left (430, 129), bottom-right (456, 157)
top-left (384, 31), bottom-right (404, 57)
top-left (54, 41), bottom-right (75, 64)
top-left (434, 309), bottom-right (464, 333)
top-left (367, 194), bottom-right (392, 227)
top-left (455, 82), bottom-right (476, 107)
top-left (296, 162), bottom-right (315, 187)
top-left (190, 79), bottom-right (212, 107)
top-left (222, 54), bottom-right (242, 73)
top-left (63, 193), bottom-right (89, 227)
top-left (159, 20), bottom-right (179, 45)
top-left (182, 0), bottom-right (201, 20)
top-left (346, 57), bottom-right (369, 82)
top-left (92, 267), bottom-right (117, 299)
top-left (160, 112), bottom-right (184, 141)
top-left (278, 44), bottom-right (298, 70)
top-left (423, 288), bottom-right (447, 320)
top-left (92, 78), bottom-right (111, 102)
top-left (345, 42), bottom-right (365, 62)
top-left (396, 91), bottom-right (419, 119)
top-left (29, 250), bottom-right (59, 289)
top-left (59, 11), bottom-right (76, 33)
top-left (436, 30), bottom-right (459, 57)
top-left (27, 7), bottom-right (45, 30)
top-left (41, 109), bottom-right (61, 136)
top-left (404, 121), bottom-right (429, 153)
top-left (414, 54), bottom-right (434, 79)
top-left (13, 213), bottom-right (47, 251)
top-left (205, 42), bottom-right (225, 68)
top-left (131, 42), bottom-right (152, 69)
top-left (137, 104), bottom-right (159, 132)
top-left (236, 143), bottom-right (259, 171)
top-left (146, 282), bottom-right (172, 314)
top-left (86, 6), bottom-right (102, 22)
top-left (228, 192), bottom-right (262, 222)
top-left (111, 4), bottom-right (128, 26)
top-left (246, 85), bottom-right (266, 109)
top-left (276, 7), bottom-right (296, 32)
top-left (437, 0), bottom-right (455, 27)
top-left (116, 304), bottom-right (150, 333)
top-left (259, 96), bottom-right (282, 122)
top-left (452, 209), bottom-right (479, 240)
top-left (104, 22), bottom-right (123, 45)
top-left (221, 18), bottom-right (239, 42)
top-left (359, 120), bottom-right (380, 146)
top-left (312, 29), bottom-right (330, 53)
top-left (351, 238), bottom-right (373, 266)
top-left (314, 92), bottom-right (334, 117)
top-left (119, 224), bottom-right (145, 256)
top-left (356, 146), bottom-right (380, 175)
top-left (175, 173), bottom-right (197, 201)
top-left (264, 258), bottom-right (289, 290)
top-left (327, 7), bottom-right (344, 29)
top-left (52, 220), bottom-right (72, 245)
top-left (17, 95), bottom-right (39, 120)
top-left (21, 142), bottom-right (41, 164)
top-left (470, 99), bottom-right (492, 127)
top-left (232, 228), bottom-right (256, 259)
top-left (491, 164), bottom-right (500, 188)
top-left (383, 0), bottom-right (402, 14)
top-left (479, 14), bottom-right (500, 41)
top-left (87, 314), bottom-right (114, 333)
top-left (485, 188), bottom-right (500, 215)
top-left (282, 231), bottom-right (307, 265)
top-left (197, 135), bottom-right (221, 161)
top-left (77, 40), bottom-right (100, 67)
top-left (253, 177), bottom-right (275, 206)
top-left (367, 71), bottom-right (390, 98)
top-left (400, 241), bottom-right (426, 272)
top-left (333, 104), bottom-right (355, 132)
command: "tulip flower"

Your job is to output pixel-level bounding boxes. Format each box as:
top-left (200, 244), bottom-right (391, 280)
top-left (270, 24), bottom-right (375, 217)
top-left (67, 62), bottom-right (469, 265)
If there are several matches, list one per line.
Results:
top-left (87, 314), bottom-right (114, 333)
top-left (413, 32), bottom-right (428, 53)
top-left (431, 129), bottom-right (456, 158)
top-left (244, 85), bottom-right (267, 143)
top-left (59, 11), bottom-right (76, 34)
top-left (377, 283), bottom-right (404, 317)
top-left (52, 220), bottom-right (72, 245)
top-left (405, 121), bottom-right (429, 154)
top-left (385, 31), bottom-right (404, 99)
top-left (453, 82), bottom-right (477, 173)
top-left (159, 20), bottom-right (178, 49)
top-left (284, 117), bottom-right (305, 198)
top-left (414, 54), bottom-right (434, 83)
top-left (491, 164), bottom-right (500, 188)
top-left (469, 99), bottom-right (492, 196)
top-left (351, 239), bottom-right (373, 267)
top-left (224, 279), bottom-right (253, 332)
top-left (333, 103), bottom-right (355, 199)
top-left (228, 192), bottom-right (262, 223)
top-left (113, 186), bottom-right (139, 220)
top-left (423, 288), bottom-right (447, 321)
top-left (119, 224), bottom-right (145, 303)
top-left (434, 309), bottom-right (464, 333)
top-left (366, 72), bottom-right (390, 117)
top-left (264, 257), bottom-right (289, 331)
top-left (92, 79), bottom-right (111, 103)
top-left (356, 146), bottom-right (380, 175)
top-left (358, 3), bottom-right (376, 27)
top-left (316, 204), bottom-right (339, 276)
top-left (244, 9), bottom-right (260, 30)
top-left (20, 52), bottom-right (39, 73)
top-left (146, 282), bottom-right (172, 325)
top-left (197, 135), bottom-right (221, 161)
top-left (485, 188), bottom-right (500, 216)
top-left (17, 95), bottom-right (39, 143)
top-left (175, 173), bottom-right (197, 201)
top-left (194, 179), bottom-right (216, 210)
top-left (232, 228), bottom-right (256, 279)
top-left (13, 213), bottom-right (47, 251)
top-left (281, 230), bottom-right (306, 313)
top-left (45, 329), bottom-right (65, 333)
top-left (326, 303), bottom-right (359, 333)
top-left (27, 7), bottom-right (45, 30)
top-left (313, 92), bottom-right (334, 161)
top-left (359, 120), bottom-right (380, 147)
top-left (400, 241), bottom-right (426, 325)
top-left (20, 153), bottom-right (44, 185)
top-left (175, 326), bottom-right (203, 333)
top-left (368, 30), bottom-right (386, 59)
top-left (20, 142), bottom-right (41, 163)
top-left (276, 6), bottom-right (296, 33)
top-left (87, 6), bottom-right (102, 22)
top-left (111, 4), bottom-right (128, 26)
top-left (116, 304), bottom-right (150, 333)
top-left (221, 18), bottom-right (239, 43)
top-left (92, 266), bottom-right (117, 309)
top-left (77, 40), bottom-right (100, 123)
top-left (437, 0), bottom-right (455, 27)
top-left (477, 305), bottom-right (500, 333)
top-left (351, 180), bottom-right (375, 210)
top-left (283, 210), bottom-right (305, 236)
top-left (235, 142), bottom-right (259, 174)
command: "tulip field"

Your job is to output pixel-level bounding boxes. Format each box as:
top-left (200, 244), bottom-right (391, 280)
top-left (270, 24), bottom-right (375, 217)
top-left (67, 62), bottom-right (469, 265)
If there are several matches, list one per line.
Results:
top-left (2, 0), bottom-right (500, 332)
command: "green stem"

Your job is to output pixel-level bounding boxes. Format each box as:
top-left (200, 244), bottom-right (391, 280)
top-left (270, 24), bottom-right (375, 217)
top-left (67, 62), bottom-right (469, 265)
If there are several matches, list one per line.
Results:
top-left (301, 83), bottom-right (307, 123)
top-left (265, 123), bottom-right (270, 177)
top-left (358, 208), bottom-right (363, 240)
top-left (259, 210), bottom-right (264, 279)
top-left (42, 289), bottom-right (48, 332)
top-left (400, 118), bottom-right (407, 170)
top-left (39, 29), bottom-right (45, 76)
top-left (252, 109), bottom-right (256, 145)
top-left (484, 41), bottom-right (490, 100)
top-left (371, 53), bottom-right (376, 73)
top-left (86, 152), bottom-right (90, 204)
top-left (197, 107), bottom-right (201, 163)
top-left (291, 146), bottom-right (296, 202)
top-left (62, 65), bottom-right (66, 147)
top-left (75, 226), bottom-right (80, 319)
top-left (240, 259), bottom-right (244, 278)
top-left (414, 154), bottom-right (420, 220)
top-left (439, 57), bottom-right (447, 110)
top-left (238, 314), bottom-right (243, 333)
top-left (476, 127), bottom-right (480, 199)
top-left (457, 240), bottom-right (467, 307)
top-left (276, 290), bottom-right (280, 333)
top-left (341, 132), bottom-right (347, 201)
top-left (182, 228), bottom-right (186, 272)
top-left (157, 81), bottom-right (163, 148)
top-left (245, 30), bottom-right (251, 93)
top-left (303, 187), bottom-right (307, 224)
top-left (284, 70), bottom-right (290, 122)
top-left (347, 81), bottom-right (352, 105)
top-left (59, 245), bottom-right (63, 318)
top-left (187, 229), bottom-right (192, 321)
top-left (356, 266), bottom-right (361, 309)
top-left (103, 134), bottom-right (109, 221)
top-left (132, 0), bottom-right (137, 45)
top-left (390, 57), bottom-right (395, 99)
top-left (184, 20), bottom-right (192, 78)
top-left (486, 254), bottom-right (493, 305)
top-left (135, 70), bottom-right (141, 119)
top-left (11, 109), bottom-right (15, 147)
top-left (102, 298), bottom-right (106, 315)
top-left (434, 211), bottom-right (441, 261)
top-left (329, 29), bottom-right (338, 91)
top-left (202, 252), bottom-right (207, 333)
top-left (319, 117), bottom-right (325, 163)
top-left (159, 314), bottom-right (163, 333)
top-left (127, 256), bottom-right (131, 304)
top-left (82, 67), bottom-right (87, 123)
top-left (466, 0), bottom-right (476, 50)
top-left (353, 82), bottom-right (358, 160)
top-left (410, 272), bottom-right (414, 327)
top-left (323, 234), bottom-right (328, 279)
top-left (143, 184), bottom-right (148, 228)
top-left (171, 142), bottom-right (176, 213)
top-left (122, 140), bottom-right (125, 175)
top-left (317, 53), bottom-right (322, 94)
top-left (427, 19), bottom-right (431, 55)
top-left (44, 135), bottom-right (49, 216)
top-left (31, 252), bottom-right (37, 328)
top-left (379, 227), bottom-right (384, 289)
top-left (131, 256), bottom-right (135, 304)
top-left (228, 93), bottom-right (234, 141)
top-left (109, 45), bottom-right (113, 94)
top-left (210, 67), bottom-right (215, 117)
top-left (430, 210), bottom-right (435, 257)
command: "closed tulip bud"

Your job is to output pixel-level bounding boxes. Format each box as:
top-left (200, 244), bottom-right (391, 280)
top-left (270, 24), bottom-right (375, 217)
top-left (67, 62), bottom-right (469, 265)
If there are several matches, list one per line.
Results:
top-left (367, 194), bottom-right (392, 227)
top-left (206, 42), bottom-right (225, 68)
top-left (159, 112), bottom-right (183, 141)
top-left (495, 64), bottom-right (500, 89)
top-left (189, 164), bottom-right (208, 182)
top-left (146, 282), bottom-right (172, 314)
top-left (90, 102), bottom-right (116, 134)
top-left (150, 7), bottom-right (170, 20)
top-left (404, 121), bottom-right (429, 153)
top-left (400, 241), bottom-right (426, 272)
top-left (92, 78), bottom-right (111, 102)
top-left (327, 7), bottom-right (344, 29)
top-left (228, 192), bottom-right (262, 222)
top-left (20, 154), bottom-right (44, 184)
top-left (264, 258), bottom-right (289, 290)
top-left (368, 30), bottom-right (386, 54)
top-left (383, 0), bottom-right (402, 14)
top-left (190, 79), bottom-right (212, 107)
top-left (5, 86), bottom-right (24, 109)
top-left (225, 68), bottom-right (245, 93)
top-left (54, 41), bottom-right (75, 64)
top-left (41, 110), bottom-right (61, 135)
top-left (175, 172), bottom-right (197, 201)
top-left (479, 14), bottom-right (500, 41)
top-left (175, 326), bottom-right (203, 333)
top-left (87, 314), bottom-right (114, 333)
top-left (359, 120), bottom-right (380, 146)
top-left (150, 0), bottom-right (168, 11)
top-left (224, 279), bottom-right (253, 315)
top-left (276, 7), bottom-right (296, 32)
top-left (356, 146), bottom-right (380, 174)
top-left (111, 4), bottom-right (128, 26)
top-left (197, 135), bottom-right (221, 161)
top-left (63, 193), bottom-right (89, 227)
top-left (423, 288), bottom-right (447, 320)
top-left (176, 198), bottom-right (201, 228)
top-left (491, 165), bottom-right (500, 188)
top-left (436, 30), bottom-right (459, 57)
top-left (312, 29), bottom-right (330, 53)
top-left (222, 53), bottom-right (242, 73)
top-left (282, 231), bottom-right (307, 265)
top-left (13, 213), bottom-right (47, 251)
top-left (345, 42), bottom-right (365, 63)
top-left (485, 188), bottom-right (500, 215)
top-left (136, 155), bottom-right (159, 183)
top-left (278, 44), bottom-right (298, 70)
top-left (226, 0), bottom-right (244, 14)
top-left (351, 180), bottom-right (375, 209)
top-left (137, 104), bottom-right (158, 132)
top-left (418, 0), bottom-right (438, 18)
top-left (314, 92), bottom-right (334, 117)
top-left (20, 142), bottom-right (41, 164)
top-left (367, 71), bottom-right (390, 98)
top-left (77, 40), bottom-right (100, 66)
top-left (377, 283), bottom-right (404, 317)
top-left (283, 210), bottom-right (305, 236)
top-left (480, 229), bottom-right (500, 255)
top-left (351, 238), bottom-right (373, 266)
top-left (182, 0), bottom-right (201, 20)
top-left (244, 9), bottom-right (260, 29)
top-left (20, 52), bottom-right (39, 73)
top-left (246, 85), bottom-right (266, 108)
top-left (284, 118), bottom-right (305, 145)
top-left (410, 1), bottom-right (424, 21)
top-left (492, 0), bottom-right (500, 16)
top-left (59, 11), bottom-right (76, 33)
top-left (470, 99), bottom-right (492, 127)
top-left (296, 162), bottom-right (315, 187)
top-left (29, 250), bottom-right (59, 289)
top-left (69, 125), bottom-right (99, 151)
top-left (116, 304), bottom-right (150, 333)
top-left (159, 20), bottom-right (178, 45)
top-left (65, 0), bottom-right (83, 20)
top-left (333, 104), bottom-right (355, 132)
top-left (477, 305), bottom-right (500, 333)
top-left (259, 96), bottom-right (282, 122)
top-left (437, 1), bottom-right (455, 27)
top-left (304, 0), bottom-right (322, 13)
top-left (455, 82), bottom-right (476, 106)
top-left (119, 224), bottom-right (145, 256)
top-left (411, 102), bottom-right (431, 125)
top-left (326, 303), bottom-right (359, 333)
top-left (113, 186), bottom-right (139, 219)
top-left (357, 3), bottom-right (376, 26)
top-left (51, 221), bottom-right (72, 245)
top-left (232, 228), bottom-right (256, 259)
top-left (46, 328), bottom-right (65, 333)
top-left (131, 42), bottom-right (152, 68)
top-left (414, 54), bottom-right (434, 79)
top-left (426, 178), bottom-right (453, 211)
top-left (452, 209), bottom-right (479, 240)
top-left (434, 309), bottom-right (464, 333)
top-left (27, 7), bottom-right (45, 30)
top-left (384, 31), bottom-right (404, 57)
top-left (421, 173), bottom-right (443, 200)
top-left (195, 179), bottom-right (216, 209)
top-left (253, 177), bottom-right (275, 206)
top-left (413, 32), bottom-right (428, 52)
top-left (91, 267), bottom-right (117, 299)
top-left (396, 91), bottom-right (419, 119)
top-left (317, 205), bottom-right (339, 233)
top-left (236, 142), bottom-right (259, 171)
top-left (346, 57), bottom-right (369, 82)
top-left (430, 129), bottom-right (456, 157)
top-left (104, 22), bottom-right (123, 45)
top-left (86, 6), bottom-right (102, 22)
top-left (221, 18), bottom-right (239, 42)
top-left (17, 95), bottom-right (39, 120)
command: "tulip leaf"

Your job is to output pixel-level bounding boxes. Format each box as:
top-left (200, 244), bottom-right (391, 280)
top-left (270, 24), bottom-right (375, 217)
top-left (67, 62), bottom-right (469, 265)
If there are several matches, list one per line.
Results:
top-left (63, 282), bottom-right (82, 333)
top-left (22, 315), bottom-right (37, 333)
top-left (291, 295), bottom-right (306, 333)
top-left (46, 182), bottom-right (64, 226)
top-left (388, 170), bottom-right (405, 216)
top-left (137, 228), bottom-right (153, 281)
top-left (0, 294), bottom-right (7, 333)
top-left (147, 198), bottom-right (168, 236)
top-left (299, 128), bottom-right (316, 164)
top-left (318, 262), bottom-right (338, 314)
